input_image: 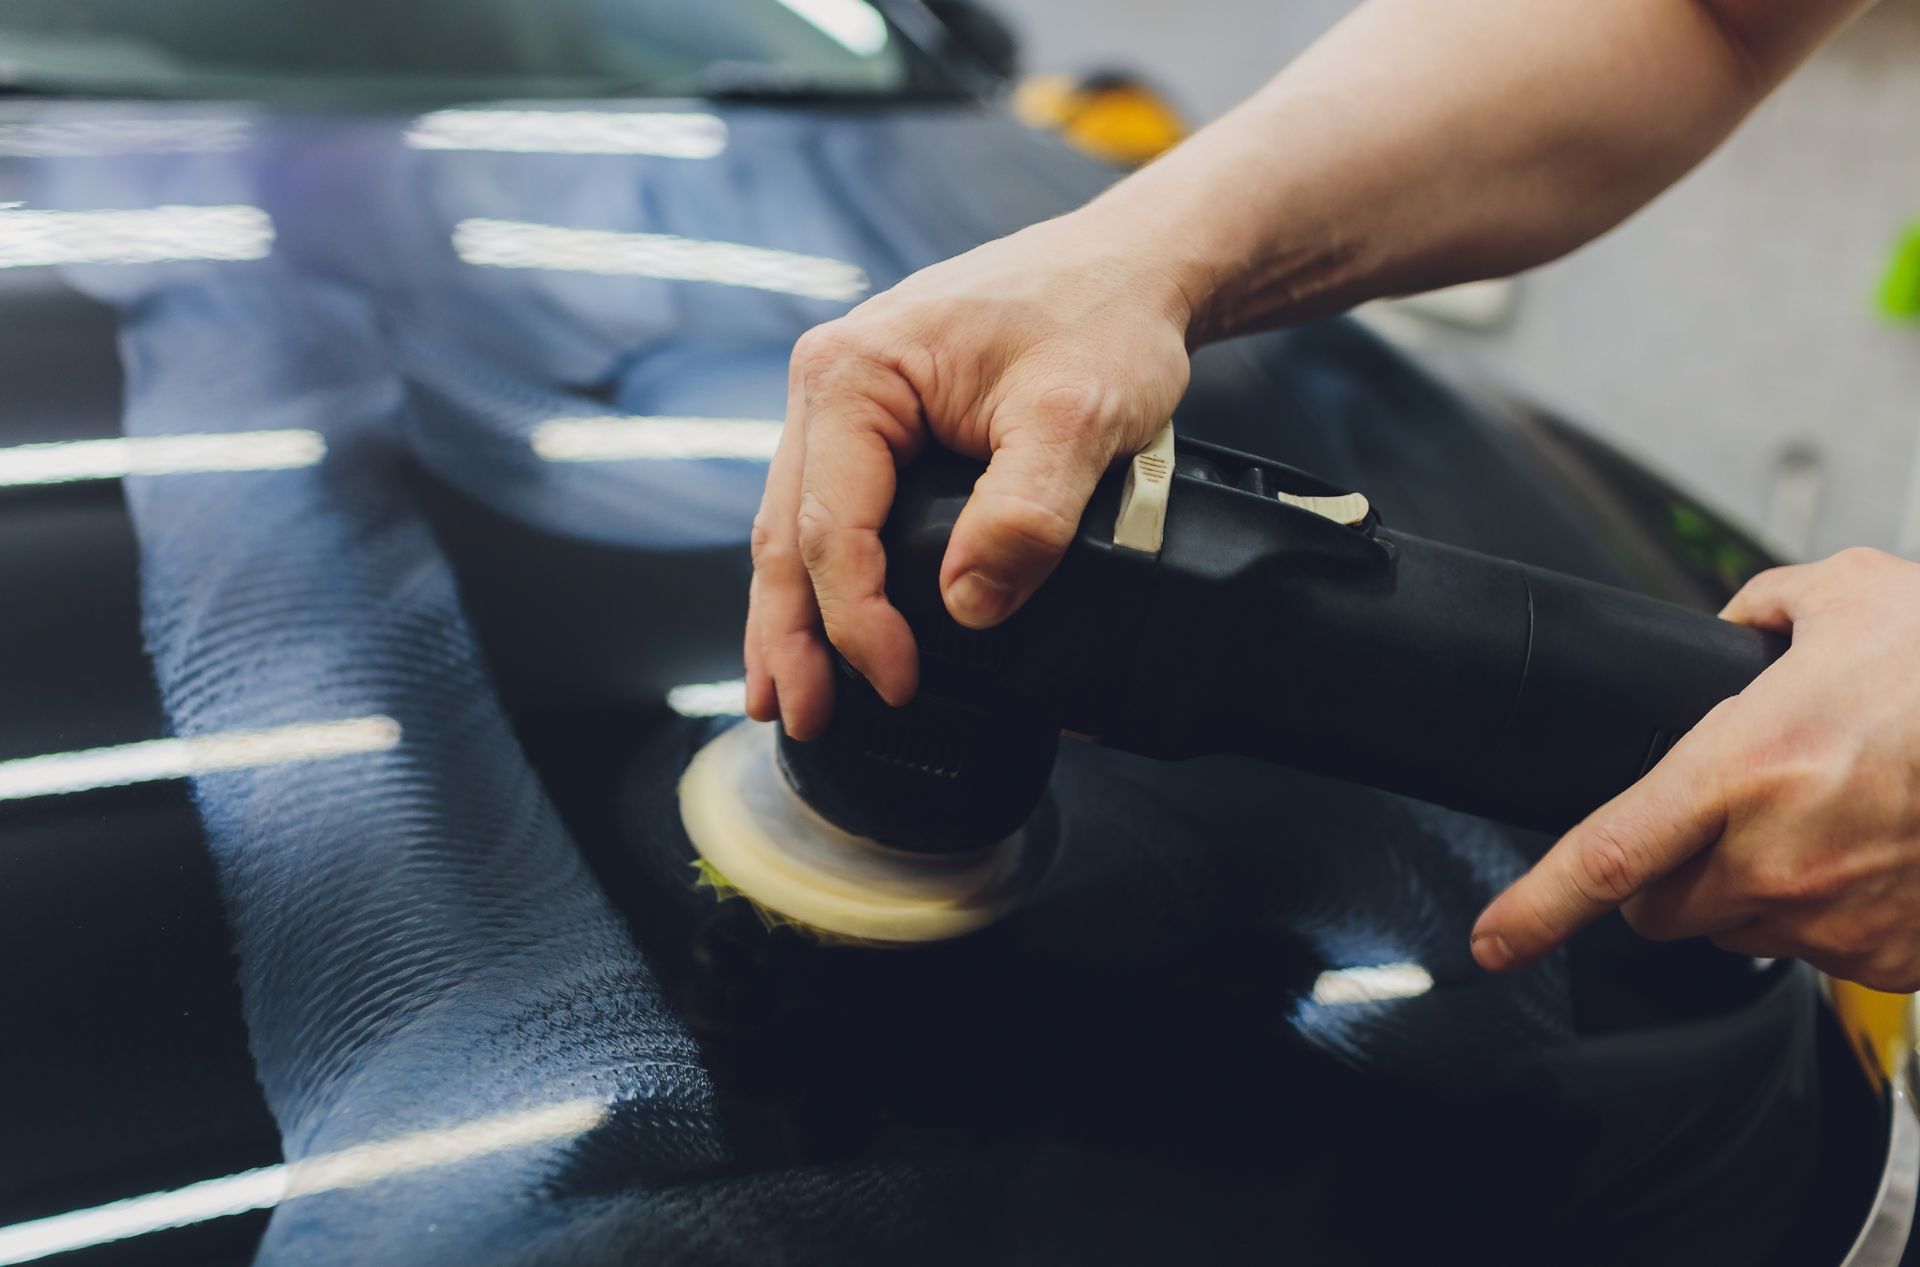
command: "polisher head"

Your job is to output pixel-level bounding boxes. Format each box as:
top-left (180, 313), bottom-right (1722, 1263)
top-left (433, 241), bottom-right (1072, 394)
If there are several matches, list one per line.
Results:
top-left (676, 719), bottom-right (1049, 946)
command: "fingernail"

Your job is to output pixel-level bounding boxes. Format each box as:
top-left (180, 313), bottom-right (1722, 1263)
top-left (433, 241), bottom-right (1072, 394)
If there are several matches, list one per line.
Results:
top-left (1471, 932), bottom-right (1514, 972)
top-left (946, 571), bottom-right (1014, 628)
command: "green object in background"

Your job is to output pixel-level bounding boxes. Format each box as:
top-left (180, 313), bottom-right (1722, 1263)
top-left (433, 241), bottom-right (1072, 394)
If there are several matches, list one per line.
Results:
top-left (1882, 220), bottom-right (1920, 320)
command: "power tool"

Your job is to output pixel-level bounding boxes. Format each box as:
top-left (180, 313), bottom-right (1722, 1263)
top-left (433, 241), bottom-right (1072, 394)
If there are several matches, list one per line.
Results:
top-left (679, 426), bottom-right (1786, 945)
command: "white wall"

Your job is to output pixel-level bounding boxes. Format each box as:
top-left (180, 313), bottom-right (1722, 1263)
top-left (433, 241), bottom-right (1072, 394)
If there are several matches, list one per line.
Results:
top-left (992, 0), bottom-right (1920, 559)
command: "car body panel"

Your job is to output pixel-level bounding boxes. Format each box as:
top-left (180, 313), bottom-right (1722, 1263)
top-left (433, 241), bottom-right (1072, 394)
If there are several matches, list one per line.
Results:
top-left (0, 87), bottom-right (1900, 1267)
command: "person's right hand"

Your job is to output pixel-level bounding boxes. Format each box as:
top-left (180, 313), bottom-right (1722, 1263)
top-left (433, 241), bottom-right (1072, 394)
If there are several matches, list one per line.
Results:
top-left (745, 206), bottom-right (1198, 740)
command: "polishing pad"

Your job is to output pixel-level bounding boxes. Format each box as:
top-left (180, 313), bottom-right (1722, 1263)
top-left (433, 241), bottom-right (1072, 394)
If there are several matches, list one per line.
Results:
top-left (677, 719), bottom-right (1036, 946)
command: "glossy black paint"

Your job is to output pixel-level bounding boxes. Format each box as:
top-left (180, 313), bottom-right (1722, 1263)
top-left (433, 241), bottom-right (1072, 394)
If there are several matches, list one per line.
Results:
top-left (0, 80), bottom-right (1884, 1267)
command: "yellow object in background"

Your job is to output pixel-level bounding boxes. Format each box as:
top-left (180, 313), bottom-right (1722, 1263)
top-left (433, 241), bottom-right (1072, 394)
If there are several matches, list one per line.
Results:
top-left (1828, 976), bottom-right (1917, 1090)
top-left (1013, 72), bottom-right (1188, 166)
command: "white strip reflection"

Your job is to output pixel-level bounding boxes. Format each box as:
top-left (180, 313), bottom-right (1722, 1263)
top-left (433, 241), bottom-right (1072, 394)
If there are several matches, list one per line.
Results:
top-left (453, 218), bottom-right (869, 302)
top-left (668, 680), bottom-right (748, 718)
top-left (0, 205), bottom-right (273, 269)
top-left (406, 109), bottom-right (727, 158)
top-left (1309, 962), bottom-right (1433, 1006)
top-left (0, 1098), bottom-right (606, 1266)
top-left (0, 716), bottom-right (401, 802)
top-left (532, 417), bottom-right (781, 464)
top-left (774, 0), bottom-right (890, 54)
top-left (0, 119), bottom-right (249, 158)
top-left (0, 431), bottom-right (324, 487)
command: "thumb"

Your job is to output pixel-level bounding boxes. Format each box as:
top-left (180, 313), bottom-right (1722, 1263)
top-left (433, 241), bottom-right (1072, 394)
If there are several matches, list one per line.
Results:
top-left (939, 429), bottom-right (1111, 629)
top-left (1470, 714), bottom-right (1731, 971)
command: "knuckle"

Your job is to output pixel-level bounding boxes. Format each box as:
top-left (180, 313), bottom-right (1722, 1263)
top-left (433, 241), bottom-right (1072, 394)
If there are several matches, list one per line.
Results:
top-left (1831, 545), bottom-right (1891, 574)
top-left (795, 500), bottom-right (835, 569)
top-left (790, 322), bottom-right (847, 369)
top-left (790, 324), bottom-right (872, 391)
top-left (1023, 379), bottom-right (1110, 435)
top-left (890, 336), bottom-right (941, 393)
top-left (1573, 826), bottom-right (1643, 905)
top-left (749, 514), bottom-right (781, 564)
top-left (1810, 547), bottom-right (1895, 601)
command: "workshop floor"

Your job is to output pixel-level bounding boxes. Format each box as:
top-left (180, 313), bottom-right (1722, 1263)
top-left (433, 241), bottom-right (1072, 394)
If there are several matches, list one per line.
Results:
top-left (994, 0), bottom-right (1920, 560)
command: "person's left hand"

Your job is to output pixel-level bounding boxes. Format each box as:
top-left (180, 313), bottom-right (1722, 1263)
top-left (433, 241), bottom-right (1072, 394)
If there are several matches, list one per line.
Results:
top-left (1471, 547), bottom-right (1920, 992)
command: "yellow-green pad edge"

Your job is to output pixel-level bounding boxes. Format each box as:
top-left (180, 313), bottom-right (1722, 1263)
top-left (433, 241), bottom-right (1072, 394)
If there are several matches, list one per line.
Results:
top-left (677, 719), bottom-right (1031, 947)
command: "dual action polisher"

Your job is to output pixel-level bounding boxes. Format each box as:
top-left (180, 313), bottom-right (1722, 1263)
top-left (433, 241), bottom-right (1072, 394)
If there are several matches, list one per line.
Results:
top-left (679, 427), bottom-right (1786, 946)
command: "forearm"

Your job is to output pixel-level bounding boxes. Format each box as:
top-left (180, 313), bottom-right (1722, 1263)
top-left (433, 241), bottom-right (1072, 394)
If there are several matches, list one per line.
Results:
top-left (1085, 0), bottom-right (1874, 343)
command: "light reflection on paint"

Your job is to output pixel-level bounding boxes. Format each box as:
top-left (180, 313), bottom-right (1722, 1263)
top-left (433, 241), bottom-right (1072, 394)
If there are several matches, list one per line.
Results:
top-left (0, 118), bottom-right (250, 158)
top-left (0, 431), bottom-right (324, 487)
top-left (532, 417), bottom-right (781, 464)
top-left (452, 218), bottom-right (869, 302)
top-left (1309, 961), bottom-right (1433, 1006)
top-left (774, 0), bottom-right (890, 54)
top-left (0, 205), bottom-right (273, 269)
top-left (406, 109), bottom-right (727, 158)
top-left (0, 716), bottom-right (401, 802)
top-left (668, 680), bottom-right (748, 718)
top-left (0, 1098), bottom-right (607, 1266)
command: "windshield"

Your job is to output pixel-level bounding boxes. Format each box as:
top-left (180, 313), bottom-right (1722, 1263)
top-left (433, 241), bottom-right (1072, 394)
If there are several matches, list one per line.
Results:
top-left (0, 0), bottom-right (926, 100)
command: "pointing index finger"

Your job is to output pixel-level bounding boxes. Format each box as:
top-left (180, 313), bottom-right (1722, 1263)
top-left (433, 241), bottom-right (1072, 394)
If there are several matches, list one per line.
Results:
top-left (1471, 709), bottom-right (1733, 971)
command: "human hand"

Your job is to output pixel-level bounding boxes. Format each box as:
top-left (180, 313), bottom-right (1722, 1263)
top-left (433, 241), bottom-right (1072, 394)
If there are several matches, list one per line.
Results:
top-left (745, 206), bottom-right (1198, 739)
top-left (1472, 547), bottom-right (1920, 991)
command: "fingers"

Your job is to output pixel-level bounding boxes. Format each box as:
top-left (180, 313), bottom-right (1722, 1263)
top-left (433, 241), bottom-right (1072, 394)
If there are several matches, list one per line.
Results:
top-left (1471, 709), bottom-right (1734, 971)
top-left (939, 427), bottom-right (1114, 629)
top-left (796, 383), bottom-right (923, 708)
top-left (744, 610), bottom-right (773, 720)
top-left (1720, 561), bottom-right (1821, 631)
top-left (746, 389), bottom-right (836, 740)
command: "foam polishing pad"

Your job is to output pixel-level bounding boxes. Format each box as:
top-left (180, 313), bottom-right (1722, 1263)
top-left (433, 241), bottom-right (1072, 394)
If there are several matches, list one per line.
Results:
top-left (676, 720), bottom-right (1038, 947)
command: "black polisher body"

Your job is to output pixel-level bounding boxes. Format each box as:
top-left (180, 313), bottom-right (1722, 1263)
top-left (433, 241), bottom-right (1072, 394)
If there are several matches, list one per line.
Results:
top-left (779, 437), bottom-right (1785, 855)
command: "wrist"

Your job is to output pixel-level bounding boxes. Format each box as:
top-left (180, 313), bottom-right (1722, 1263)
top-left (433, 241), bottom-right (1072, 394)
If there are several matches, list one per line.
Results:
top-left (1068, 185), bottom-right (1223, 349)
top-left (1079, 130), bottom-right (1364, 348)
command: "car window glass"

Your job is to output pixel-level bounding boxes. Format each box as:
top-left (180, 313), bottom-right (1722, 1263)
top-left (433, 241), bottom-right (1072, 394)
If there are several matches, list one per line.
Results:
top-left (0, 0), bottom-right (908, 98)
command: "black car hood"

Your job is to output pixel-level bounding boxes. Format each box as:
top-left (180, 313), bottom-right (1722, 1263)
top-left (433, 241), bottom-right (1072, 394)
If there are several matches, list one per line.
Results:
top-left (0, 97), bottom-right (1833, 1267)
top-left (5, 98), bottom-right (1105, 538)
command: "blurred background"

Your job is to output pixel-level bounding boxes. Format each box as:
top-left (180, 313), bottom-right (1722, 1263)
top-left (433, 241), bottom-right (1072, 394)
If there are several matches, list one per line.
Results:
top-left (998, 0), bottom-right (1920, 562)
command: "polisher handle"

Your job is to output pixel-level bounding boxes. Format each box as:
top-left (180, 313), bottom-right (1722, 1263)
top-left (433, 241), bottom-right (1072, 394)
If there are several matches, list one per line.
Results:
top-left (780, 437), bottom-right (1786, 854)
top-left (1115, 509), bottom-right (1787, 831)
top-left (877, 436), bottom-right (1788, 841)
